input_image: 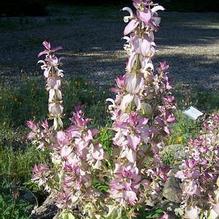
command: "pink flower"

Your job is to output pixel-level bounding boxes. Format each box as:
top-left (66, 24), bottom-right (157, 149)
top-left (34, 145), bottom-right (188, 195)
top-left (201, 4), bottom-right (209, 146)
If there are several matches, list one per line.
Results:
top-left (56, 190), bottom-right (73, 209)
top-left (124, 19), bottom-right (139, 35)
top-left (185, 159), bottom-right (196, 169)
top-left (137, 10), bottom-right (152, 25)
top-left (30, 0), bottom-right (178, 215)
top-left (110, 163), bottom-right (141, 205)
top-left (124, 190), bottom-right (137, 205)
top-left (57, 131), bottom-right (69, 146)
top-left (41, 120), bottom-right (49, 129)
top-left (61, 145), bottom-right (72, 159)
top-left (47, 77), bottom-right (61, 89)
top-left (91, 144), bottom-right (104, 160)
top-left (159, 212), bottom-right (169, 219)
top-left (70, 109), bottom-right (91, 128)
top-left (123, 148), bottom-right (136, 163)
top-left (38, 41), bottom-right (62, 57)
top-left (127, 135), bottom-right (141, 150)
top-left (64, 161), bottom-right (80, 174)
top-left (32, 164), bottom-right (50, 187)
top-left (27, 120), bottom-right (38, 139)
top-left (27, 120), bottom-right (37, 130)
top-left (115, 75), bottom-right (126, 90)
top-left (183, 180), bottom-right (200, 196)
top-left (87, 143), bottom-right (104, 169)
top-left (159, 61), bottom-right (169, 72)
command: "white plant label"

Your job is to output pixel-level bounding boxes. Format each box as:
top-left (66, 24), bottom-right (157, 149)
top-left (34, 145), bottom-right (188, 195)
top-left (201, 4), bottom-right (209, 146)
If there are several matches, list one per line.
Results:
top-left (183, 106), bottom-right (203, 120)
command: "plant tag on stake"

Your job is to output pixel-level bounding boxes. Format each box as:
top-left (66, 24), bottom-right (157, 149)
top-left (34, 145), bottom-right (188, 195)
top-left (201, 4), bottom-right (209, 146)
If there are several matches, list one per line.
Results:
top-left (183, 106), bottom-right (203, 120)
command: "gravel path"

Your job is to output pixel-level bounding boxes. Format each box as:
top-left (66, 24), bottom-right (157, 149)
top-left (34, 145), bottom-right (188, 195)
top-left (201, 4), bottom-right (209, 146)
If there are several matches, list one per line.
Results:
top-left (0, 8), bottom-right (218, 89)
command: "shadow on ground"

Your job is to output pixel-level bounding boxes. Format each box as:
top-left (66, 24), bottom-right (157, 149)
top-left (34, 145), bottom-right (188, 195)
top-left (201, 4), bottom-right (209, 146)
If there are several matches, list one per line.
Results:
top-left (0, 8), bottom-right (218, 89)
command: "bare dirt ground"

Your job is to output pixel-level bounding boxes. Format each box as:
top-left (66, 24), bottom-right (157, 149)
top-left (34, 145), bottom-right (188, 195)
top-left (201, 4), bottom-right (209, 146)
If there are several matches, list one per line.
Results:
top-left (0, 6), bottom-right (218, 89)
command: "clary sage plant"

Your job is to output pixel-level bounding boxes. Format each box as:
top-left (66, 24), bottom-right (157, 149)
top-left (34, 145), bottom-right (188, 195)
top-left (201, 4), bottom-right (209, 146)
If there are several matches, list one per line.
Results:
top-left (175, 114), bottom-right (219, 218)
top-left (107, 0), bottom-right (175, 206)
top-left (27, 0), bottom-right (219, 218)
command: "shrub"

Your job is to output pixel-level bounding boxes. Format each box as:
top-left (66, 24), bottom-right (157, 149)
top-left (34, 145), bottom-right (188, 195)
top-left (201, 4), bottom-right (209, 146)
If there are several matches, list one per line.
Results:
top-left (26, 0), bottom-right (219, 218)
top-left (28, 0), bottom-right (175, 218)
top-left (175, 114), bottom-right (219, 218)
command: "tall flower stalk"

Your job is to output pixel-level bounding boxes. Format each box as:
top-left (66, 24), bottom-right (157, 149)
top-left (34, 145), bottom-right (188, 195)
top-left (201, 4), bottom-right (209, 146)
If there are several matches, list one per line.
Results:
top-left (107, 0), bottom-right (176, 210)
top-left (28, 42), bottom-right (105, 218)
top-left (38, 41), bottom-right (64, 130)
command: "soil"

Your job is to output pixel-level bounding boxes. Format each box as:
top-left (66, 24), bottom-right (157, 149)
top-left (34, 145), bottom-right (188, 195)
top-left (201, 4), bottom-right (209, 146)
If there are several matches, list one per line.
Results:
top-left (0, 7), bottom-right (218, 89)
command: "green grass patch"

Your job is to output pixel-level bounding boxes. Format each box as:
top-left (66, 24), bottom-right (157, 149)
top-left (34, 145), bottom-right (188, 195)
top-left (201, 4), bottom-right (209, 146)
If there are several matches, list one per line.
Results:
top-left (167, 111), bottom-right (201, 146)
top-left (0, 76), bottom-right (109, 128)
top-left (0, 144), bottom-right (48, 219)
top-left (174, 84), bottom-right (219, 112)
top-left (0, 145), bottom-right (48, 183)
top-left (0, 191), bottom-right (32, 219)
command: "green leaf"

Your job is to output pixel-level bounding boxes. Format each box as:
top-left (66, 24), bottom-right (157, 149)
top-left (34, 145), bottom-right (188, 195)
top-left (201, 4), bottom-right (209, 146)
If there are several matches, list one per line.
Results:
top-left (60, 211), bottom-right (76, 219)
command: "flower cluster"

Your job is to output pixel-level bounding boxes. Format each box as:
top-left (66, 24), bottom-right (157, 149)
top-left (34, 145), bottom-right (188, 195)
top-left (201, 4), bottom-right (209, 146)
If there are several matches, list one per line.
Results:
top-left (32, 164), bottom-right (51, 190)
top-left (107, 0), bottom-right (175, 208)
top-left (27, 119), bottom-right (52, 150)
top-left (54, 109), bottom-right (104, 210)
top-left (29, 107), bottom-right (105, 217)
top-left (123, 1), bottom-right (164, 73)
top-left (27, 1), bottom-right (219, 218)
top-left (28, 42), bottom-right (106, 218)
top-left (38, 41), bottom-right (64, 130)
top-left (175, 114), bottom-right (219, 218)
top-left (110, 163), bottom-right (141, 206)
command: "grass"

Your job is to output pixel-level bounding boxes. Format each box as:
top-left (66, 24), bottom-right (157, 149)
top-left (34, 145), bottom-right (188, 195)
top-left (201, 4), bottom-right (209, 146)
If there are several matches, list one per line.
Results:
top-left (0, 143), bottom-right (49, 219)
top-left (0, 191), bottom-right (32, 219)
top-left (174, 83), bottom-right (219, 112)
top-left (166, 111), bottom-right (201, 145)
top-left (0, 144), bottom-right (48, 183)
top-left (0, 76), bottom-right (109, 128)
top-left (0, 76), bottom-right (219, 218)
